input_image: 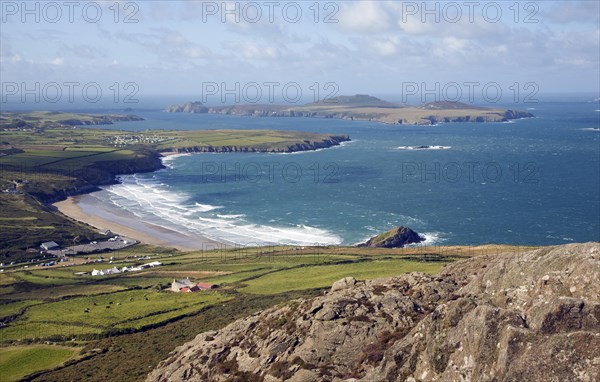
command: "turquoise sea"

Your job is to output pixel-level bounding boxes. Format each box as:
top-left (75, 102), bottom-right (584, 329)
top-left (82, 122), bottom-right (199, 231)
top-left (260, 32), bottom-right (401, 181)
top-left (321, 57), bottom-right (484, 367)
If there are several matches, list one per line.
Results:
top-left (84, 100), bottom-right (600, 246)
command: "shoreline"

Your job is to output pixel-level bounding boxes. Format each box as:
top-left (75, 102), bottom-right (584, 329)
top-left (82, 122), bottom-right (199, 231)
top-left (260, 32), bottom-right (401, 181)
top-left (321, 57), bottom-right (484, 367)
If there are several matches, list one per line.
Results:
top-left (54, 195), bottom-right (226, 252)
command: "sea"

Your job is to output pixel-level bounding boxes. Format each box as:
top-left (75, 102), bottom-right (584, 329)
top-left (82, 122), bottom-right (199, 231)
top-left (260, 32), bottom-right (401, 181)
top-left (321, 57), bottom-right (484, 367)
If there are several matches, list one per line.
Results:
top-left (59, 98), bottom-right (600, 246)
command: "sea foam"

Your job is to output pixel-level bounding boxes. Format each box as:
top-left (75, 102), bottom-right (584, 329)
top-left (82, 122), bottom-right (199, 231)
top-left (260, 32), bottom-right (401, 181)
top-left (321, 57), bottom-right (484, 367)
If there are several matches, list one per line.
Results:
top-left (102, 174), bottom-right (342, 246)
top-left (396, 145), bottom-right (451, 150)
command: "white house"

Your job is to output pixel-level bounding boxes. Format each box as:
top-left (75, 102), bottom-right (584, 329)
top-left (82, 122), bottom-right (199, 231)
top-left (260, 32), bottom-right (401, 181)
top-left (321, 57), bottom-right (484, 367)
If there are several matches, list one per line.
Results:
top-left (104, 267), bottom-right (121, 275)
top-left (141, 261), bottom-right (162, 269)
top-left (91, 269), bottom-right (104, 276)
top-left (40, 241), bottom-right (60, 251)
top-left (171, 278), bottom-right (195, 292)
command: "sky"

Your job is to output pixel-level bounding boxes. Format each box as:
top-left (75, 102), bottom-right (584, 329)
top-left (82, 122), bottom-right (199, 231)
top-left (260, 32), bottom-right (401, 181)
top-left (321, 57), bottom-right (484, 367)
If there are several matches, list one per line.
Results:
top-left (1, 0), bottom-right (599, 106)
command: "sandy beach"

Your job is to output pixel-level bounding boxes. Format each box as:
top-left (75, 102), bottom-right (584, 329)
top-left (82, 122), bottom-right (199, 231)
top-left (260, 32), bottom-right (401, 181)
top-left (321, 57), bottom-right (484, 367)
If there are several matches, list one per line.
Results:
top-left (54, 195), bottom-right (225, 252)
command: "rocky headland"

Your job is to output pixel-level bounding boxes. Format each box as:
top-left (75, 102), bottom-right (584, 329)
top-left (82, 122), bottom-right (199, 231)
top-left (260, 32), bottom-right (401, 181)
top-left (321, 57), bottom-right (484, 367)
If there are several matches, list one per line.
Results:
top-left (169, 134), bottom-right (350, 154)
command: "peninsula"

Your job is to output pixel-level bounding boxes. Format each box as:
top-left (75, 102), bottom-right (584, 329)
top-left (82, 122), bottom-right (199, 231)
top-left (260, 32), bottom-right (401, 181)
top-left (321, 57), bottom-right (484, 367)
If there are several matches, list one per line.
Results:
top-left (0, 111), bottom-right (349, 261)
top-left (0, 111), bottom-right (144, 130)
top-left (165, 95), bottom-right (534, 125)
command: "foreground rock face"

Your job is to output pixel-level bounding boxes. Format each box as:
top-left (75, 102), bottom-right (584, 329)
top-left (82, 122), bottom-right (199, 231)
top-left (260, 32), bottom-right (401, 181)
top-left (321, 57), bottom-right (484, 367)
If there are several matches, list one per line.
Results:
top-left (147, 243), bottom-right (600, 382)
top-left (358, 226), bottom-right (425, 248)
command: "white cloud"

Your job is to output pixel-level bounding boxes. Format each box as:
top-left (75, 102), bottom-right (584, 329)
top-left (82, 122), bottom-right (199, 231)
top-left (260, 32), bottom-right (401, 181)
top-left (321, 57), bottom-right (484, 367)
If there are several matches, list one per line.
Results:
top-left (371, 37), bottom-right (399, 56)
top-left (60, 44), bottom-right (104, 60)
top-left (122, 29), bottom-right (211, 61)
top-left (397, 16), bottom-right (435, 35)
top-left (1, 1), bottom-right (598, 94)
top-left (543, 1), bottom-right (600, 25)
top-left (337, 1), bottom-right (393, 33)
top-left (223, 41), bottom-right (281, 60)
top-left (49, 57), bottom-right (64, 66)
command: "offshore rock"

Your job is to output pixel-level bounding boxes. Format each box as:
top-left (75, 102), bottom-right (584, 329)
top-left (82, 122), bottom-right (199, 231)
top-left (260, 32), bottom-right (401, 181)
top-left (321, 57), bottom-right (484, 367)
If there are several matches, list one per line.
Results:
top-left (358, 226), bottom-right (425, 248)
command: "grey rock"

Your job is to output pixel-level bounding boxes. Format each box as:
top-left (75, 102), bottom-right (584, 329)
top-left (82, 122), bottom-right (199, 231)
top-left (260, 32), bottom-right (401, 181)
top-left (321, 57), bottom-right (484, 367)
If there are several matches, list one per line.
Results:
top-left (146, 243), bottom-right (600, 382)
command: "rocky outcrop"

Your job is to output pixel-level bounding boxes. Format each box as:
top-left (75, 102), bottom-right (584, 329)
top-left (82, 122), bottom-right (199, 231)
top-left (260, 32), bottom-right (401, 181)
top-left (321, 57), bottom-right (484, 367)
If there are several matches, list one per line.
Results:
top-left (359, 226), bottom-right (425, 248)
top-left (502, 109), bottom-right (535, 120)
top-left (146, 243), bottom-right (600, 382)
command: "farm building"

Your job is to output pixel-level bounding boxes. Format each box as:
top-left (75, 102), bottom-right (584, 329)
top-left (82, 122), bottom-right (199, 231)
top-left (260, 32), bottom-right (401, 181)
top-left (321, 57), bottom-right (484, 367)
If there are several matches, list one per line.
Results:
top-left (171, 279), bottom-right (195, 292)
top-left (91, 267), bottom-right (121, 276)
top-left (197, 282), bottom-right (217, 290)
top-left (104, 267), bottom-right (121, 275)
top-left (122, 266), bottom-right (142, 272)
top-left (141, 261), bottom-right (162, 269)
top-left (171, 279), bottom-right (217, 292)
top-left (40, 241), bottom-right (60, 251)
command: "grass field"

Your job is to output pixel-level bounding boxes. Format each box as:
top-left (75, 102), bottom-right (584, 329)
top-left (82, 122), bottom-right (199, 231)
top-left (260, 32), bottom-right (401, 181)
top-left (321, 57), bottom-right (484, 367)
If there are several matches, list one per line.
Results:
top-left (0, 242), bottom-right (535, 381)
top-left (239, 258), bottom-right (446, 294)
top-left (153, 129), bottom-right (346, 151)
top-left (0, 345), bottom-right (80, 382)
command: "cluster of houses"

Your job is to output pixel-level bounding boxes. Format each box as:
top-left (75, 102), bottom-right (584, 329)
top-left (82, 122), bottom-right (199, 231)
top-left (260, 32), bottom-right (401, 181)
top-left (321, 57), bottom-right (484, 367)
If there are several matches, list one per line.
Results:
top-left (109, 134), bottom-right (171, 147)
top-left (90, 261), bottom-right (162, 276)
top-left (171, 278), bottom-right (217, 293)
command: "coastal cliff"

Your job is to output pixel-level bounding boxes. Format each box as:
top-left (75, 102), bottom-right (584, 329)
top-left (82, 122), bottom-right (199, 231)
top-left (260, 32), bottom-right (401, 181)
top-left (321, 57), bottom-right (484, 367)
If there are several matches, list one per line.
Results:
top-left (168, 135), bottom-right (350, 154)
top-left (30, 151), bottom-right (165, 203)
top-left (146, 242), bottom-right (600, 382)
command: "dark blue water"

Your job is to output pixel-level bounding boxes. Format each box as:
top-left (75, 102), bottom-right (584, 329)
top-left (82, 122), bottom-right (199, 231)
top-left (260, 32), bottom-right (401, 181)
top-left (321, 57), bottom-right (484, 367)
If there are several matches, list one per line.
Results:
top-left (92, 101), bottom-right (600, 246)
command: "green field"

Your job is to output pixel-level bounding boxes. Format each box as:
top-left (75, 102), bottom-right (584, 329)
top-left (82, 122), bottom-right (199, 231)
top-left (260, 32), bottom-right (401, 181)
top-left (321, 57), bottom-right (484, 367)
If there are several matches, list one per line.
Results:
top-left (239, 258), bottom-right (445, 294)
top-left (0, 345), bottom-right (80, 382)
top-left (0, 241), bottom-right (532, 381)
top-left (153, 129), bottom-right (344, 151)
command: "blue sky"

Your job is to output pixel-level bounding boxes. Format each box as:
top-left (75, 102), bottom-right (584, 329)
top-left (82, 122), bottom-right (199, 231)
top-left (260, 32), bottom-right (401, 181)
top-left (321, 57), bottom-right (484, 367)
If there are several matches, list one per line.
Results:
top-left (1, 0), bottom-right (599, 105)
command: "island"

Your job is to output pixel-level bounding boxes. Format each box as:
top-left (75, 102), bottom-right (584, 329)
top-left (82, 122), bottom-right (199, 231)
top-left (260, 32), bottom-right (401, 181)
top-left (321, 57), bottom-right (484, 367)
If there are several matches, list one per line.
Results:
top-left (165, 95), bottom-right (535, 125)
top-left (358, 226), bottom-right (425, 248)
